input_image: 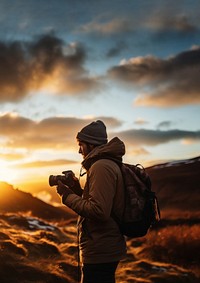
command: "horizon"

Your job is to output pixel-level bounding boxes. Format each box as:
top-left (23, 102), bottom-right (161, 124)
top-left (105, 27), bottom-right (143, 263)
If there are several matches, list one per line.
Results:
top-left (0, 0), bottom-right (200, 202)
top-left (1, 154), bottom-right (199, 205)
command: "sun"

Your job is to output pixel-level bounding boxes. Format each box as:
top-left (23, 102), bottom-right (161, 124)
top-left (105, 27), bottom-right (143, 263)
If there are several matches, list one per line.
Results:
top-left (0, 161), bottom-right (18, 184)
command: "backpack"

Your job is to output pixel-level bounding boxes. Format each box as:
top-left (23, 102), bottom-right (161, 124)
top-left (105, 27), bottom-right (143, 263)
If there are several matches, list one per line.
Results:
top-left (115, 163), bottom-right (160, 238)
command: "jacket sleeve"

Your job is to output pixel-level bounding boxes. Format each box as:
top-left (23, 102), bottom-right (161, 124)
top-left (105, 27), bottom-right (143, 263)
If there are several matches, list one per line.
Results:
top-left (63, 160), bottom-right (117, 221)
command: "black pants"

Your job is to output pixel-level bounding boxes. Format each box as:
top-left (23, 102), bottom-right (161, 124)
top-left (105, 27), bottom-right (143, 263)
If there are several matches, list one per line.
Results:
top-left (81, 261), bottom-right (119, 283)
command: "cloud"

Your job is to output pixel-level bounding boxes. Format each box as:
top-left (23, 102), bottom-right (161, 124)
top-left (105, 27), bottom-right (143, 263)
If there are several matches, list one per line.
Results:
top-left (0, 34), bottom-right (102, 103)
top-left (129, 147), bottom-right (150, 156)
top-left (157, 121), bottom-right (174, 130)
top-left (1, 113), bottom-right (199, 152)
top-left (134, 118), bottom-right (149, 126)
top-left (106, 41), bottom-right (127, 58)
top-left (146, 12), bottom-right (198, 33)
top-left (79, 18), bottom-right (134, 35)
top-left (77, 5), bottom-right (199, 49)
top-left (78, 3), bottom-right (199, 36)
top-left (0, 113), bottom-right (122, 150)
top-left (116, 128), bottom-right (200, 147)
top-left (0, 152), bottom-right (25, 161)
top-left (16, 159), bottom-right (78, 169)
top-left (108, 47), bottom-right (200, 107)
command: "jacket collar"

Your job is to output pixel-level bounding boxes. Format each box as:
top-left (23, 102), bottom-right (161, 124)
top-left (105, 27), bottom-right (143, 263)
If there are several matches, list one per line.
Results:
top-left (82, 137), bottom-right (125, 171)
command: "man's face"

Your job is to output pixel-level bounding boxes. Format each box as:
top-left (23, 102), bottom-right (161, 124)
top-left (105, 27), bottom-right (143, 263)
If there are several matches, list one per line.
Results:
top-left (78, 141), bottom-right (94, 159)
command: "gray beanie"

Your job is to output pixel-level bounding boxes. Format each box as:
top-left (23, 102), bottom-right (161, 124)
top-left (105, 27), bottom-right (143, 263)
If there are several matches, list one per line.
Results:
top-left (76, 120), bottom-right (108, 145)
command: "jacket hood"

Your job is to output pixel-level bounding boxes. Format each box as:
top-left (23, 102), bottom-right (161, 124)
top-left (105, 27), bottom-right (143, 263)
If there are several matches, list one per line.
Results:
top-left (82, 137), bottom-right (125, 170)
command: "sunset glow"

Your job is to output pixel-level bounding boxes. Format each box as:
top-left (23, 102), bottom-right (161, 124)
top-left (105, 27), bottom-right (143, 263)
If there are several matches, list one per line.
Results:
top-left (0, 161), bottom-right (19, 184)
top-left (0, 0), bottom-right (200, 201)
top-left (0, 3), bottom-right (199, 283)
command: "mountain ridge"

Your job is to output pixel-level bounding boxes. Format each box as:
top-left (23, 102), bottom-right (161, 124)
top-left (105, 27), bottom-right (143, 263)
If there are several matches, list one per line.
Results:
top-left (0, 181), bottom-right (75, 221)
top-left (146, 155), bottom-right (200, 212)
top-left (0, 155), bottom-right (199, 216)
top-left (0, 156), bottom-right (199, 282)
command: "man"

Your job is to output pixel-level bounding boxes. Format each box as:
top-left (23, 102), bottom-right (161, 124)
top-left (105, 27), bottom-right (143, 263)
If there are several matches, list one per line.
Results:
top-left (56, 120), bottom-right (127, 283)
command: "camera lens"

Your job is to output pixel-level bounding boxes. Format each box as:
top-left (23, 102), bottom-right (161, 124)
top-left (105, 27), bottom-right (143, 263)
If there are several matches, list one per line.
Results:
top-left (49, 175), bottom-right (58, 186)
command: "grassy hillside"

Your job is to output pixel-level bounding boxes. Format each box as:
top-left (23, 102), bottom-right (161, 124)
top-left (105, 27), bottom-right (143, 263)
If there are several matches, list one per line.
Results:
top-left (147, 156), bottom-right (200, 212)
top-left (0, 181), bottom-right (75, 220)
top-left (0, 156), bottom-right (200, 282)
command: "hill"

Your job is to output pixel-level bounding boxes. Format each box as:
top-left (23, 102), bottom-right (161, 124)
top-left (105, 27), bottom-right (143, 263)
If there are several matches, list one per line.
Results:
top-left (1, 155), bottom-right (199, 217)
top-left (0, 182), bottom-right (75, 221)
top-left (0, 156), bottom-right (200, 282)
top-left (147, 156), bottom-right (200, 213)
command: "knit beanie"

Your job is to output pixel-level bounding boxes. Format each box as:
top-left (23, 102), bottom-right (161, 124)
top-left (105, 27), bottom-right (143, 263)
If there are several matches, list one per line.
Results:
top-left (76, 120), bottom-right (108, 145)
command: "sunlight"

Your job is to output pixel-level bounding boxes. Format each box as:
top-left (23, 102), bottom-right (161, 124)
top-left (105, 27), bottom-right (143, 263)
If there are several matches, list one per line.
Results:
top-left (0, 161), bottom-right (18, 184)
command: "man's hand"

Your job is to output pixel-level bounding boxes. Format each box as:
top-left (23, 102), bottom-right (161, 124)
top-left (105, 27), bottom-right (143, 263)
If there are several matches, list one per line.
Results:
top-left (70, 178), bottom-right (83, 197)
top-left (56, 180), bottom-right (73, 202)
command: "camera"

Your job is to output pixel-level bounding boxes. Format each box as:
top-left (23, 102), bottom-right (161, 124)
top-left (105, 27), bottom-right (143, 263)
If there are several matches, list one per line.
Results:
top-left (49, 170), bottom-right (76, 187)
top-left (49, 170), bottom-right (83, 197)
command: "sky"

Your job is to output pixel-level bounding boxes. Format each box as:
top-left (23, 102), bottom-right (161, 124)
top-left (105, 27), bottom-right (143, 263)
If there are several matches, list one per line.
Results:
top-left (0, 0), bottom-right (200, 203)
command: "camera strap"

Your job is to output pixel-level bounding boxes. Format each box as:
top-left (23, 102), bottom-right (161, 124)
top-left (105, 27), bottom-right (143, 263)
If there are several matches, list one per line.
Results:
top-left (79, 166), bottom-right (87, 178)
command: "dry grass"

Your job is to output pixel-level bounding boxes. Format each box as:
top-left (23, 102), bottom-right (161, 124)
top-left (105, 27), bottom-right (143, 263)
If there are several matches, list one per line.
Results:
top-left (0, 213), bottom-right (78, 283)
top-left (0, 211), bottom-right (200, 283)
top-left (1, 176), bottom-right (200, 282)
top-left (130, 215), bottom-right (200, 278)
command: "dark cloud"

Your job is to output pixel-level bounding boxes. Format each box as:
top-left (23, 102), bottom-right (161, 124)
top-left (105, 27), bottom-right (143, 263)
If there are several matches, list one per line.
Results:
top-left (1, 113), bottom-right (199, 150)
top-left (1, 113), bottom-right (199, 151)
top-left (0, 34), bottom-right (102, 103)
top-left (116, 128), bottom-right (200, 147)
top-left (147, 13), bottom-right (198, 33)
top-left (108, 47), bottom-right (200, 107)
top-left (157, 121), bottom-right (174, 130)
top-left (169, 15), bottom-right (197, 32)
top-left (0, 113), bottom-right (122, 149)
top-left (106, 41), bottom-right (127, 58)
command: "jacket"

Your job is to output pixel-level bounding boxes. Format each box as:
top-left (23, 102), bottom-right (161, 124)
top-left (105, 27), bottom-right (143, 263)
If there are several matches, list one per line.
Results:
top-left (63, 137), bottom-right (127, 263)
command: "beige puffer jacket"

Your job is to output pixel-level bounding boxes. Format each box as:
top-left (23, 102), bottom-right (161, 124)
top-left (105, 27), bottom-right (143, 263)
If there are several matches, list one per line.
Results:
top-left (63, 137), bottom-right (127, 263)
